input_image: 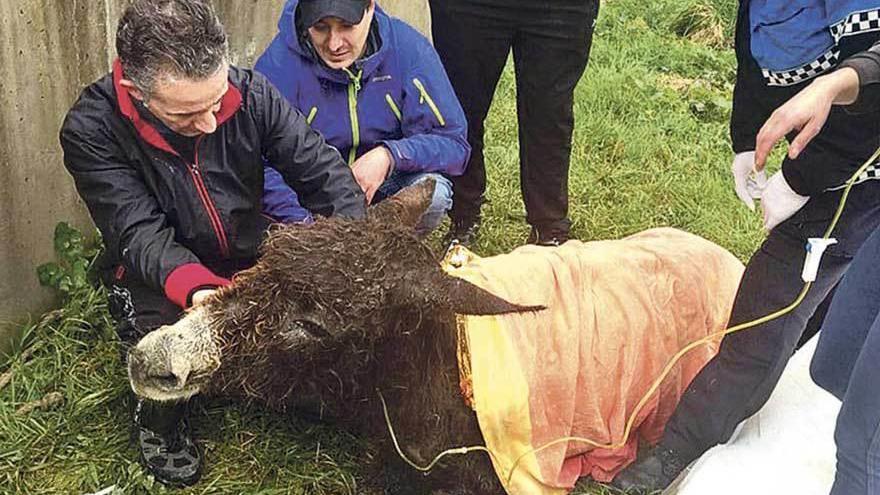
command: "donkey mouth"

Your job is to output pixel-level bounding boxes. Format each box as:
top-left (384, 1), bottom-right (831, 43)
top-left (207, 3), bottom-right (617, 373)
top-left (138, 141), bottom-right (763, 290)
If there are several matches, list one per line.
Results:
top-left (131, 377), bottom-right (203, 403)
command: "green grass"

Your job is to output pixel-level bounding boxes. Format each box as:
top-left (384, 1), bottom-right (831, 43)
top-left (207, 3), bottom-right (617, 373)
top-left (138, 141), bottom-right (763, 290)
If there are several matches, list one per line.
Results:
top-left (0, 1), bottom-right (765, 493)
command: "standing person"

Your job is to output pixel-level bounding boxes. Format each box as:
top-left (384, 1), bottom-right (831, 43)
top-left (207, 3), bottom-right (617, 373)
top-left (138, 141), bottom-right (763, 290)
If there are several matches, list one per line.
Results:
top-left (613, 2), bottom-right (880, 492)
top-left (257, 0), bottom-right (470, 235)
top-left (753, 41), bottom-right (880, 495)
top-left (60, 0), bottom-right (365, 486)
top-left (812, 229), bottom-right (880, 495)
top-left (429, 0), bottom-right (601, 247)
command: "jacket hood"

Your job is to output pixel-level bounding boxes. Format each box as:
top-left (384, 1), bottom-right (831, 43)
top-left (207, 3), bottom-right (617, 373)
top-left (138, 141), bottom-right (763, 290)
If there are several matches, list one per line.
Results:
top-left (278, 0), bottom-right (391, 81)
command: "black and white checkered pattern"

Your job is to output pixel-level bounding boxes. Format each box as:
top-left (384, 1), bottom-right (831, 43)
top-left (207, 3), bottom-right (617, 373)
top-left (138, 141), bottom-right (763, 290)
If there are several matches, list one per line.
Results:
top-left (827, 164), bottom-right (880, 191)
top-left (831, 9), bottom-right (880, 42)
top-left (850, 164), bottom-right (880, 185)
top-left (762, 49), bottom-right (840, 87)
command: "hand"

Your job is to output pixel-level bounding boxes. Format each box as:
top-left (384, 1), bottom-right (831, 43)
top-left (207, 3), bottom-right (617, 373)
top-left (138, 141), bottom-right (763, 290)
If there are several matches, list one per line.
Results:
top-left (760, 171), bottom-right (809, 232)
top-left (191, 289), bottom-right (217, 307)
top-left (731, 151), bottom-right (766, 211)
top-left (351, 146), bottom-right (393, 204)
top-left (755, 68), bottom-right (860, 169)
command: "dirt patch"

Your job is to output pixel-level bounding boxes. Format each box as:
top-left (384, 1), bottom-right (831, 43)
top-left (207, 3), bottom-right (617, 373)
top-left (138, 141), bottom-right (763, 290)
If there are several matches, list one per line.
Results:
top-left (658, 74), bottom-right (709, 92)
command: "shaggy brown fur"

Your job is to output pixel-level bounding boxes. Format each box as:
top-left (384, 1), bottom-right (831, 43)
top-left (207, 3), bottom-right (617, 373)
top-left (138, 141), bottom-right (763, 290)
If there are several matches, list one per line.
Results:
top-left (197, 180), bottom-right (532, 494)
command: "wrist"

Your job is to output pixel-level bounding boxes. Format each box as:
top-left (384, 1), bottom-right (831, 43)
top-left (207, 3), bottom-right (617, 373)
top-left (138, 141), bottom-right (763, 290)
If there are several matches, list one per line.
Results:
top-left (381, 145), bottom-right (395, 179)
top-left (819, 68), bottom-right (860, 105)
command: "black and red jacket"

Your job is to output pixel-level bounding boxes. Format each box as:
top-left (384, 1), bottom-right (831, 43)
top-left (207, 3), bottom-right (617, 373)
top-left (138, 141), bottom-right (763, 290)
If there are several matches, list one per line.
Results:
top-left (60, 61), bottom-right (366, 308)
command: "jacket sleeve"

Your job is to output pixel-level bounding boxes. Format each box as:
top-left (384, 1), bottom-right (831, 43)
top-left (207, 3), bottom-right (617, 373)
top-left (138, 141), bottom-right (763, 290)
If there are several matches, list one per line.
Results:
top-left (730, 4), bottom-right (773, 154)
top-left (781, 32), bottom-right (880, 194)
top-left (253, 73), bottom-right (367, 219)
top-left (839, 42), bottom-right (880, 114)
top-left (379, 30), bottom-right (471, 176)
top-left (60, 112), bottom-right (229, 308)
top-left (730, 67), bottom-right (774, 154)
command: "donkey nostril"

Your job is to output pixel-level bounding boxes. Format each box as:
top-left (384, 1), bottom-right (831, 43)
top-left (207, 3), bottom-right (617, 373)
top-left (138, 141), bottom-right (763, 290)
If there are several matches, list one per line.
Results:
top-left (150, 372), bottom-right (182, 389)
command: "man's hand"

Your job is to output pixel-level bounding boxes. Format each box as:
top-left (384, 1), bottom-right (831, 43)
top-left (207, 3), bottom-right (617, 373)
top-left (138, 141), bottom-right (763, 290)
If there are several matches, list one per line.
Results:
top-left (760, 171), bottom-right (809, 232)
top-left (351, 146), bottom-right (393, 204)
top-left (191, 289), bottom-right (217, 307)
top-left (732, 151), bottom-right (766, 211)
top-left (755, 68), bottom-right (861, 170)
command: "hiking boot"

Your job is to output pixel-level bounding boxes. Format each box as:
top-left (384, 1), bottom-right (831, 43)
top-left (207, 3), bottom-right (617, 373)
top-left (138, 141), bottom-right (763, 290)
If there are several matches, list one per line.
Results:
top-left (444, 215), bottom-right (481, 247)
top-left (527, 225), bottom-right (570, 247)
top-left (610, 445), bottom-right (687, 493)
top-left (134, 398), bottom-right (202, 487)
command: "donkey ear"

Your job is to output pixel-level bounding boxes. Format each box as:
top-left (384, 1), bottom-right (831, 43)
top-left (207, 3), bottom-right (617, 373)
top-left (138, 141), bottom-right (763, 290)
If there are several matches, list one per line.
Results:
top-left (394, 270), bottom-right (545, 316)
top-left (369, 178), bottom-right (435, 230)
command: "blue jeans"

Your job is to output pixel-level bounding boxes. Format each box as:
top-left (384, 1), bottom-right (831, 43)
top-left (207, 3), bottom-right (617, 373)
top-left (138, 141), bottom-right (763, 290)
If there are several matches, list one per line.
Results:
top-left (811, 225), bottom-right (880, 495)
top-left (262, 167), bottom-right (452, 235)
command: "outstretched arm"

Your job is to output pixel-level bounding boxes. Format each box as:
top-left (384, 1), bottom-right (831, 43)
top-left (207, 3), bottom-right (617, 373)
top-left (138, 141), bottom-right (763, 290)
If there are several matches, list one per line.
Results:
top-left (754, 68), bottom-right (861, 170)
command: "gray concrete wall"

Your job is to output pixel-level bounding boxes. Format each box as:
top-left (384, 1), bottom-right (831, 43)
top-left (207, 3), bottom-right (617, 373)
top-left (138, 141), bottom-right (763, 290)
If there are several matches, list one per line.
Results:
top-left (0, 0), bottom-right (430, 353)
top-left (382, 0), bottom-right (431, 36)
top-left (0, 1), bottom-right (113, 350)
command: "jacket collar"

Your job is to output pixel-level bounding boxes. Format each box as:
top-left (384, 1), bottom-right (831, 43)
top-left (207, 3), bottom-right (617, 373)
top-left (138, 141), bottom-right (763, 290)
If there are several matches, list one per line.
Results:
top-left (112, 59), bottom-right (243, 155)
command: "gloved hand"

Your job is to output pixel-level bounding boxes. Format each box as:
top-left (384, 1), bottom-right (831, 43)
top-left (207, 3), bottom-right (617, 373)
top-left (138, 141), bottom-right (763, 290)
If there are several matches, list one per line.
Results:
top-left (760, 171), bottom-right (809, 232)
top-left (731, 151), bottom-right (766, 211)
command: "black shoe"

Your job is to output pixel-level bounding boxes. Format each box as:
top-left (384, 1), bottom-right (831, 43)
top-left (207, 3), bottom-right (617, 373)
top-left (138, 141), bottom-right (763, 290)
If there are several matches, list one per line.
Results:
top-left (610, 445), bottom-right (687, 494)
top-left (444, 215), bottom-right (481, 247)
top-left (527, 225), bottom-right (570, 247)
top-left (134, 398), bottom-right (202, 487)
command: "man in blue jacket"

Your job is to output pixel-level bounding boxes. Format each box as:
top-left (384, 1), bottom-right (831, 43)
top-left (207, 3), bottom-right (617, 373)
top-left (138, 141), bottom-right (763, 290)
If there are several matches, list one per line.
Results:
top-left (256, 0), bottom-right (470, 235)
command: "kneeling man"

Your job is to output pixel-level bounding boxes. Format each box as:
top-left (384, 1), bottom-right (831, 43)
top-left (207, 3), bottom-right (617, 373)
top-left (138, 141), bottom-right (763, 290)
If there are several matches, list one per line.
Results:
top-left (60, 0), bottom-right (365, 486)
top-left (258, 0), bottom-right (470, 235)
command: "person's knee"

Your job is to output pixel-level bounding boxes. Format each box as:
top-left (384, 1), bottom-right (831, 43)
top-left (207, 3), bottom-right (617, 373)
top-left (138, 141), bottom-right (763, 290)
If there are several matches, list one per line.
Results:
top-left (413, 174), bottom-right (453, 235)
top-left (427, 174), bottom-right (453, 214)
top-left (810, 351), bottom-right (847, 400)
top-left (809, 355), bottom-right (832, 391)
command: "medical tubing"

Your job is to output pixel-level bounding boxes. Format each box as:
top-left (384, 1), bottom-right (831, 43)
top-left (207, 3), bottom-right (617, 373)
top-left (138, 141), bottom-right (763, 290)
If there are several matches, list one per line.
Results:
top-left (381, 144), bottom-right (880, 486)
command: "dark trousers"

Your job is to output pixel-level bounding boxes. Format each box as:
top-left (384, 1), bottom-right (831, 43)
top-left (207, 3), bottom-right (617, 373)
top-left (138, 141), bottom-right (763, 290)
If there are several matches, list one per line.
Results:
top-left (429, 0), bottom-right (599, 232)
top-left (811, 225), bottom-right (880, 495)
top-left (662, 179), bottom-right (880, 463)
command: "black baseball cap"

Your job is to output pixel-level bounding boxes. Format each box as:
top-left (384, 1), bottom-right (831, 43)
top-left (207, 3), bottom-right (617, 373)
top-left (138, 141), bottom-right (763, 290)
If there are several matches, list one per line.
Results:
top-left (298, 0), bottom-right (370, 27)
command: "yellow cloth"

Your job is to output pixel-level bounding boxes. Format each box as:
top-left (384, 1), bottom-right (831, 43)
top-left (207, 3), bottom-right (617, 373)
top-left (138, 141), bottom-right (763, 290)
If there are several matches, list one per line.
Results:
top-left (444, 228), bottom-right (744, 494)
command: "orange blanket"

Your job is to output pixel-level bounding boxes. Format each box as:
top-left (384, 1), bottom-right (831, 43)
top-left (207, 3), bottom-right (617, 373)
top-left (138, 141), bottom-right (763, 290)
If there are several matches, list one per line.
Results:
top-left (444, 228), bottom-right (744, 494)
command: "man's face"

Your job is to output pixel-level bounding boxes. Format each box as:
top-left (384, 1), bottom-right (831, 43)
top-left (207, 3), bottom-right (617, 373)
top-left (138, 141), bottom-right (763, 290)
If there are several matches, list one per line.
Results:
top-left (136, 66), bottom-right (229, 137)
top-left (308, 2), bottom-right (375, 70)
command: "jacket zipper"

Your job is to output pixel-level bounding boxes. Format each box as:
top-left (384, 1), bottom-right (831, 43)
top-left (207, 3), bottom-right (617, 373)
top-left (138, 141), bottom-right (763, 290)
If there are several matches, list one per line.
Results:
top-left (385, 94), bottom-right (402, 122)
top-left (306, 106), bottom-right (318, 125)
top-left (412, 78), bottom-right (446, 127)
top-left (186, 136), bottom-right (230, 257)
top-left (343, 68), bottom-right (363, 165)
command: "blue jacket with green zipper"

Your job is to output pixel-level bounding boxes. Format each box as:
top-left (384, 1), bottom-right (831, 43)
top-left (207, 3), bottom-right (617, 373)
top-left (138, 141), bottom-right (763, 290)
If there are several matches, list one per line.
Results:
top-left (256, 0), bottom-right (470, 220)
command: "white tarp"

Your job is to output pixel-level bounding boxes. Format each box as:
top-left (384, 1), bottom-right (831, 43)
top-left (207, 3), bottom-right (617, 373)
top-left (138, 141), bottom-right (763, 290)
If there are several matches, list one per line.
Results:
top-left (674, 337), bottom-right (841, 495)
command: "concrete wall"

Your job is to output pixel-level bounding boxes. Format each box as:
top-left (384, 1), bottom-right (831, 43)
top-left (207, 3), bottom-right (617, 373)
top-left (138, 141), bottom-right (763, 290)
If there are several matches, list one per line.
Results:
top-left (0, 1), bottom-right (113, 350)
top-left (0, 0), bottom-right (430, 352)
top-left (381, 0), bottom-right (432, 36)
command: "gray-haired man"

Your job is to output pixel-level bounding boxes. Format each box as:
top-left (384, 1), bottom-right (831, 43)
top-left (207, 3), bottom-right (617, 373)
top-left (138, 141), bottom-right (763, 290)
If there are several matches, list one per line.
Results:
top-left (60, 0), bottom-right (365, 486)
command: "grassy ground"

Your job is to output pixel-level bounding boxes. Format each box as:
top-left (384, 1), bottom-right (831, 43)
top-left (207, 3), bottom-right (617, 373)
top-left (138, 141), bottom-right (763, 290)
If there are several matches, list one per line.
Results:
top-left (1, 1), bottom-right (768, 493)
